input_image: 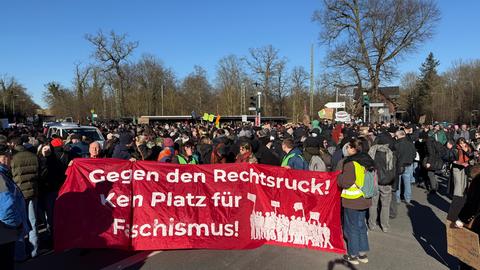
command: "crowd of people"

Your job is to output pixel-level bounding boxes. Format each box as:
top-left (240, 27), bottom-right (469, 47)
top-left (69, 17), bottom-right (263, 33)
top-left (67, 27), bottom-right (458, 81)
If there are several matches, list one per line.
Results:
top-left (1, 119), bottom-right (480, 268)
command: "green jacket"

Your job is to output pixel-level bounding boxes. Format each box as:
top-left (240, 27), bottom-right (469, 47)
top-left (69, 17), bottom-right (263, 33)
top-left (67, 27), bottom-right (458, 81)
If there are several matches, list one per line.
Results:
top-left (429, 130), bottom-right (447, 145)
top-left (12, 145), bottom-right (40, 200)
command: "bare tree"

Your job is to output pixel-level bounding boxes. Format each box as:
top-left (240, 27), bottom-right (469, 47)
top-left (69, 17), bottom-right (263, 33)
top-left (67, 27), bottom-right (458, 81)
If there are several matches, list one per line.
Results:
top-left (43, 82), bottom-right (74, 117)
top-left (85, 30), bottom-right (138, 117)
top-left (314, 0), bottom-right (440, 100)
top-left (181, 66), bottom-right (213, 115)
top-left (244, 45), bottom-right (286, 116)
top-left (73, 64), bottom-right (92, 123)
top-left (289, 67), bottom-right (309, 122)
top-left (272, 61), bottom-right (289, 116)
top-left (215, 55), bottom-right (245, 115)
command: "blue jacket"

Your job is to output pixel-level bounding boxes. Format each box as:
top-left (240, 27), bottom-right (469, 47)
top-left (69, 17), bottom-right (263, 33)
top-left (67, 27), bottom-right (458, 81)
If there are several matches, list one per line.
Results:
top-left (285, 148), bottom-right (309, 170)
top-left (0, 164), bottom-right (29, 244)
top-left (112, 144), bottom-right (132, 160)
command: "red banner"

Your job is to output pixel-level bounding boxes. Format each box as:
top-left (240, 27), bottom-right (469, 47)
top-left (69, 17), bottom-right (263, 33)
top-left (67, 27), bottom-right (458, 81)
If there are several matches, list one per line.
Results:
top-left (54, 159), bottom-right (345, 254)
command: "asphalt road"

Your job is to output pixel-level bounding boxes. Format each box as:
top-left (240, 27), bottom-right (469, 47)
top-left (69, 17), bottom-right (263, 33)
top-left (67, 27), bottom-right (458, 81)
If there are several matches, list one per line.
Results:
top-left (17, 179), bottom-right (460, 270)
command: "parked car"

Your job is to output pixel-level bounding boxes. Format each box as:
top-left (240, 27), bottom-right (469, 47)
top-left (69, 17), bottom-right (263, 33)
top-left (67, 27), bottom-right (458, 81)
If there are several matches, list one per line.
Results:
top-left (47, 123), bottom-right (105, 147)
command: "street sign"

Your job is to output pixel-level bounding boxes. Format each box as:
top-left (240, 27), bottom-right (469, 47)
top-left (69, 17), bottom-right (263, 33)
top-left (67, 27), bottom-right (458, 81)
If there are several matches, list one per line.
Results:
top-left (369, 102), bottom-right (384, 108)
top-left (248, 107), bottom-right (256, 111)
top-left (324, 102), bottom-right (345, 109)
top-left (241, 115), bottom-right (247, 122)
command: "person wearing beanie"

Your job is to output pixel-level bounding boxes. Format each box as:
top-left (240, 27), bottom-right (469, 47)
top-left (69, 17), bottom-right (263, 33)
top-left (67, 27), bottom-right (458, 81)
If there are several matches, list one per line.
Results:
top-left (112, 133), bottom-right (133, 160)
top-left (68, 134), bottom-right (89, 159)
top-left (50, 138), bottom-right (64, 148)
top-left (303, 137), bottom-right (327, 172)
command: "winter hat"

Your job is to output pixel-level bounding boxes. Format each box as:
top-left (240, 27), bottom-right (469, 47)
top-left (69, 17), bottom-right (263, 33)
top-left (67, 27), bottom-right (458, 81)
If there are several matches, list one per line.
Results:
top-left (163, 138), bottom-right (174, 147)
top-left (310, 128), bottom-right (321, 137)
top-left (303, 137), bottom-right (320, 148)
top-left (51, 138), bottom-right (64, 148)
top-left (119, 133), bottom-right (133, 145)
top-left (71, 134), bottom-right (82, 140)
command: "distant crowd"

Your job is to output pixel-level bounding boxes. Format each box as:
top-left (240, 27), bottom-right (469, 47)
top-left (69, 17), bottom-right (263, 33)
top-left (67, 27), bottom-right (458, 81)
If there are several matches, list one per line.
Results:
top-left (1, 119), bottom-right (480, 268)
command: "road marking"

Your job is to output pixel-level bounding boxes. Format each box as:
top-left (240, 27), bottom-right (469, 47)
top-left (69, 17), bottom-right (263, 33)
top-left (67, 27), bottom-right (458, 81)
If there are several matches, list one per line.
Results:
top-left (101, 251), bottom-right (162, 270)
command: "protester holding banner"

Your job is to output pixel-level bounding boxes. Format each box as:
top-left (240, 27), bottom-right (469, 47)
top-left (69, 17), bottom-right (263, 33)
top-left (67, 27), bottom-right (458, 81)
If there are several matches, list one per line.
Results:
top-left (88, 142), bottom-right (103, 159)
top-left (337, 138), bottom-right (374, 265)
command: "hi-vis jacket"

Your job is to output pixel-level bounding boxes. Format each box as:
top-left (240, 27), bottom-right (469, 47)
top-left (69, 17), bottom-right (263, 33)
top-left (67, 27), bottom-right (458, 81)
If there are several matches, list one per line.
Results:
top-left (340, 161), bottom-right (365, 199)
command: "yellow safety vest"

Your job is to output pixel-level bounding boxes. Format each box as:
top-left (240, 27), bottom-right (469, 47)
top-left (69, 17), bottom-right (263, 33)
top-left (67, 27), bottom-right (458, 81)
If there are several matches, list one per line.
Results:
top-left (281, 152), bottom-right (304, 167)
top-left (177, 155), bottom-right (197, 165)
top-left (341, 161), bottom-right (365, 199)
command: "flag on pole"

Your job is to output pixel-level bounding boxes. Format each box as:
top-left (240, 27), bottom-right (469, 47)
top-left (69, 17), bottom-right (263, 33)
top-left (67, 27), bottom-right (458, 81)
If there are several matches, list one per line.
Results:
top-left (293, 202), bottom-right (303, 211)
top-left (310, 212), bottom-right (320, 221)
top-left (271, 200), bottom-right (280, 208)
top-left (215, 115), bottom-right (221, 128)
top-left (247, 193), bottom-right (256, 202)
top-left (202, 113), bottom-right (209, 121)
top-left (208, 114), bottom-right (215, 122)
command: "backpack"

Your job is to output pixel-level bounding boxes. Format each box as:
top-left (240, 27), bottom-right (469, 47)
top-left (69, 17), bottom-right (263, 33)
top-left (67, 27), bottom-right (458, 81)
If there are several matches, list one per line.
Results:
top-left (318, 148), bottom-right (332, 171)
top-left (353, 162), bottom-right (378, 199)
top-left (361, 169), bottom-right (379, 199)
top-left (309, 155), bottom-right (327, 172)
top-left (372, 149), bottom-right (396, 185)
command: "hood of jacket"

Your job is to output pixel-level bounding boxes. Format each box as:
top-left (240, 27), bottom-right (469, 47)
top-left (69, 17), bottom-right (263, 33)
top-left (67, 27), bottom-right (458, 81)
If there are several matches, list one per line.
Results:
top-left (345, 152), bottom-right (375, 170)
top-left (304, 147), bottom-right (320, 156)
top-left (288, 147), bottom-right (303, 156)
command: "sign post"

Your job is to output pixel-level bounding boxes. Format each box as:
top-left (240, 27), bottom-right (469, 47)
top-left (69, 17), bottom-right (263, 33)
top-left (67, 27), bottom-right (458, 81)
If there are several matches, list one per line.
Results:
top-left (324, 102), bottom-right (345, 109)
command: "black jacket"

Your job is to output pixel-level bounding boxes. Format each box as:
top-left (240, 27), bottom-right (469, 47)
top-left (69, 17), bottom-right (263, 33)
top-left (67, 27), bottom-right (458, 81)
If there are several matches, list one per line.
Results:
top-left (38, 154), bottom-right (66, 194)
top-left (424, 139), bottom-right (445, 171)
top-left (395, 137), bottom-right (416, 167)
top-left (458, 176), bottom-right (480, 234)
top-left (252, 139), bottom-right (280, 166)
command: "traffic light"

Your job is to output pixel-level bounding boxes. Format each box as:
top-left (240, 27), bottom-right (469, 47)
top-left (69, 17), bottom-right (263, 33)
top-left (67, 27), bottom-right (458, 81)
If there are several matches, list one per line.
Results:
top-left (249, 96), bottom-right (257, 110)
top-left (362, 92), bottom-right (370, 106)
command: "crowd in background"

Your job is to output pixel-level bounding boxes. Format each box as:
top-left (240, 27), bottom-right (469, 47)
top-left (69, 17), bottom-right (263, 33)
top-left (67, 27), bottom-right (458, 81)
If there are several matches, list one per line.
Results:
top-left (1, 119), bottom-right (480, 268)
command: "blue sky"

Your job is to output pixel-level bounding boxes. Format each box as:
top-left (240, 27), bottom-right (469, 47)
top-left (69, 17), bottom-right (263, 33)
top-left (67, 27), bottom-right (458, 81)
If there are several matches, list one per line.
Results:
top-left (1, 0), bottom-right (479, 108)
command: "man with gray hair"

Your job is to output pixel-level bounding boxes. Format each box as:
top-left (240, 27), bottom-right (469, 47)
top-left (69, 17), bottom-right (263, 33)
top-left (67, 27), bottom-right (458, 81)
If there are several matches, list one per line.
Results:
top-left (394, 130), bottom-right (417, 206)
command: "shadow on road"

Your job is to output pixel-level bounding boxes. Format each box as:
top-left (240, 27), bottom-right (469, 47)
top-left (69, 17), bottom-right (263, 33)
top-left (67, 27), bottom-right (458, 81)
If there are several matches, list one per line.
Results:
top-left (427, 192), bottom-right (451, 213)
top-left (327, 259), bottom-right (358, 270)
top-left (407, 200), bottom-right (457, 269)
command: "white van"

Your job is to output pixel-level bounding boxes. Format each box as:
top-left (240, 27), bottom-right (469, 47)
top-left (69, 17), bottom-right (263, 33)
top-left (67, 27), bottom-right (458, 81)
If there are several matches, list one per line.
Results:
top-left (47, 123), bottom-right (105, 147)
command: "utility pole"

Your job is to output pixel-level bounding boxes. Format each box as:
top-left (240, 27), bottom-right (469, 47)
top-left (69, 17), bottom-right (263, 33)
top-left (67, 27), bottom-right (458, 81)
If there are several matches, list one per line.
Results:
top-left (240, 83), bottom-right (246, 115)
top-left (161, 84), bottom-right (164, 116)
top-left (310, 44), bottom-right (314, 118)
top-left (335, 87), bottom-right (339, 114)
